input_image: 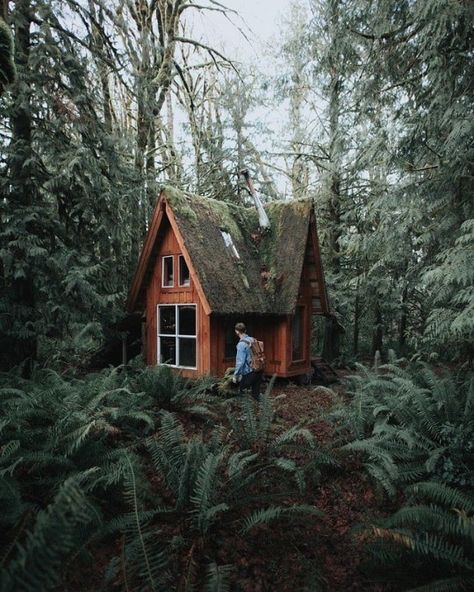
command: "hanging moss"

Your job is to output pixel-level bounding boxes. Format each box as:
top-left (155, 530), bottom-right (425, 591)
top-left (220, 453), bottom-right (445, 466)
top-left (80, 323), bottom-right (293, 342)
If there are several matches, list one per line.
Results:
top-left (0, 18), bottom-right (16, 95)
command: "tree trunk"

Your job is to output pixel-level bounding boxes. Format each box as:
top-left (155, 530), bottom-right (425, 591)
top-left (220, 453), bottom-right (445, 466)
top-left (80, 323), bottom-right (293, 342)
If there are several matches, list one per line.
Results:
top-left (322, 316), bottom-right (342, 363)
top-left (353, 277), bottom-right (360, 356)
top-left (399, 283), bottom-right (408, 354)
top-left (322, 0), bottom-right (343, 361)
top-left (371, 301), bottom-right (384, 358)
top-left (8, 0), bottom-right (36, 372)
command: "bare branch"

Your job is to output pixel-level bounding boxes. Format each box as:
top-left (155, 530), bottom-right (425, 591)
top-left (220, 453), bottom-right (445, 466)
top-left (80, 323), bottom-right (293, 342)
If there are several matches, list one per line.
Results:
top-left (269, 150), bottom-right (330, 161)
top-left (173, 35), bottom-right (241, 76)
top-left (179, 3), bottom-right (236, 16)
top-left (407, 164), bottom-right (439, 172)
top-left (349, 22), bottom-right (415, 42)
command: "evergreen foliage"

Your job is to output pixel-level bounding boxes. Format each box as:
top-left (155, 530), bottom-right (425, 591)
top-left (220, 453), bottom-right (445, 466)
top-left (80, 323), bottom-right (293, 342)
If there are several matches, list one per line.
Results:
top-left (362, 482), bottom-right (474, 591)
top-left (334, 360), bottom-right (474, 588)
top-left (0, 365), bottom-right (326, 590)
top-left (333, 361), bottom-right (474, 494)
top-left (105, 409), bottom-right (323, 590)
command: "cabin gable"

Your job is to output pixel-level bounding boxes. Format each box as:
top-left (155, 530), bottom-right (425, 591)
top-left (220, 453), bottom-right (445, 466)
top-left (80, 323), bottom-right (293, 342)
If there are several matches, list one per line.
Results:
top-left (142, 209), bottom-right (211, 377)
top-left (127, 186), bottom-right (331, 379)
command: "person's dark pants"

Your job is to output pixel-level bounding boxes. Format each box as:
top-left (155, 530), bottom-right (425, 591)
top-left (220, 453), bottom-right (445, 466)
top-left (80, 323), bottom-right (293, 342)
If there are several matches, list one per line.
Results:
top-left (239, 371), bottom-right (263, 400)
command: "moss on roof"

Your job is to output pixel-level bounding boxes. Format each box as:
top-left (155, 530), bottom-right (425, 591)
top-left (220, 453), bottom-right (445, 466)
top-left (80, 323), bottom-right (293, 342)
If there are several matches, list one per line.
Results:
top-left (158, 186), bottom-right (314, 315)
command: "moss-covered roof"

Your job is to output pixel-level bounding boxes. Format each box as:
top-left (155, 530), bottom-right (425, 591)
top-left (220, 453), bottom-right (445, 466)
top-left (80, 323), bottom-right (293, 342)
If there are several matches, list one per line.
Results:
top-left (129, 186), bottom-right (318, 315)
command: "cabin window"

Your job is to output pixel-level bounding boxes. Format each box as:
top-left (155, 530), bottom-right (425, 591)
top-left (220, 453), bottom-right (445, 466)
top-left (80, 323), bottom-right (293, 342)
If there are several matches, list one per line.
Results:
top-left (162, 256), bottom-right (174, 288)
top-left (157, 304), bottom-right (197, 369)
top-left (224, 326), bottom-right (236, 360)
top-left (179, 255), bottom-right (190, 287)
top-left (291, 306), bottom-right (304, 361)
top-left (224, 319), bottom-right (253, 360)
top-left (220, 229), bottom-right (240, 259)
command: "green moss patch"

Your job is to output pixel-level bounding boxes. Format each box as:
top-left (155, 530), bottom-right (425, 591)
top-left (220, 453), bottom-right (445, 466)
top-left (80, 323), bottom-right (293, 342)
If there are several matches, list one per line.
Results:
top-left (161, 187), bottom-right (313, 315)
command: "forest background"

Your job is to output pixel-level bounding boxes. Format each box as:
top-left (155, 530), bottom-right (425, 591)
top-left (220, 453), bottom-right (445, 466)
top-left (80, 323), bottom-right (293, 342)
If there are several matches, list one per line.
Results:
top-left (0, 2), bottom-right (473, 591)
top-left (1, 0), bottom-right (472, 370)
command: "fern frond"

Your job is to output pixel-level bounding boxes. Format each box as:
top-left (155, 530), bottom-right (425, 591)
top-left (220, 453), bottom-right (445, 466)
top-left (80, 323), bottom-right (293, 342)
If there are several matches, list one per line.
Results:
top-left (271, 425), bottom-right (315, 451)
top-left (241, 504), bottom-right (322, 534)
top-left (124, 455), bottom-right (159, 592)
top-left (227, 450), bottom-right (259, 481)
top-left (407, 482), bottom-right (474, 513)
top-left (3, 477), bottom-right (101, 592)
top-left (190, 453), bottom-right (224, 534)
top-left (205, 562), bottom-right (234, 592)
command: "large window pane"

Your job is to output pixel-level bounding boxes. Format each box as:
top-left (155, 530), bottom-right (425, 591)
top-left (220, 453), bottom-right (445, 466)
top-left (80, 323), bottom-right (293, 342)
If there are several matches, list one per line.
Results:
top-left (160, 337), bottom-right (176, 365)
top-left (160, 306), bottom-right (175, 334)
top-left (178, 306), bottom-right (196, 336)
top-left (179, 338), bottom-right (196, 367)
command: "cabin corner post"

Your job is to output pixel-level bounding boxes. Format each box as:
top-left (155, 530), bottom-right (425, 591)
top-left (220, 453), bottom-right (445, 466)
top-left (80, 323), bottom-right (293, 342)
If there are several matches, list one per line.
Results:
top-left (198, 311), bottom-right (211, 375)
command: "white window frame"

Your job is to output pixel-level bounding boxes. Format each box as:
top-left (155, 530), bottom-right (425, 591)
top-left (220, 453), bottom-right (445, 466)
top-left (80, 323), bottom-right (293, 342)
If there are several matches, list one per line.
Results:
top-left (220, 230), bottom-right (240, 259)
top-left (157, 304), bottom-right (197, 369)
top-left (178, 255), bottom-right (191, 287)
top-left (162, 255), bottom-right (174, 288)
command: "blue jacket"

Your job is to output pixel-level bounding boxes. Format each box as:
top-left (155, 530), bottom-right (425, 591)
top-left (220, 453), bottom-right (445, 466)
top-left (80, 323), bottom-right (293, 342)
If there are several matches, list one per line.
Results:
top-left (234, 336), bottom-right (253, 377)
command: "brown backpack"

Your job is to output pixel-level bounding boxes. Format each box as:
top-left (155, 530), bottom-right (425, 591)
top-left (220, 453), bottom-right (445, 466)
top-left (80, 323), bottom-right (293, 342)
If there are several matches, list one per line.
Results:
top-left (243, 337), bottom-right (265, 372)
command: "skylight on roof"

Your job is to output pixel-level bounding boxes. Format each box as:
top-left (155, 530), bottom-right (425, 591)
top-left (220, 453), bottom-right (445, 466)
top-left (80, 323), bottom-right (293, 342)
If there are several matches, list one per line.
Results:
top-left (220, 230), bottom-right (240, 259)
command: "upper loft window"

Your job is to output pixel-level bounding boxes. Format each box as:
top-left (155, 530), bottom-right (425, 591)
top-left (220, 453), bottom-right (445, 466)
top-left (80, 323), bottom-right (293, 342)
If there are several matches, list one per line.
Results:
top-left (220, 229), bottom-right (240, 259)
top-left (179, 255), bottom-right (190, 287)
top-left (162, 256), bottom-right (174, 288)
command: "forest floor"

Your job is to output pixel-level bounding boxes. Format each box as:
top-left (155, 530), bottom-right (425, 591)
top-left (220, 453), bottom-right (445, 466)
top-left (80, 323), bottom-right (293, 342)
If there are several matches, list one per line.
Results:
top-left (66, 376), bottom-right (395, 592)
top-left (255, 379), bottom-right (391, 592)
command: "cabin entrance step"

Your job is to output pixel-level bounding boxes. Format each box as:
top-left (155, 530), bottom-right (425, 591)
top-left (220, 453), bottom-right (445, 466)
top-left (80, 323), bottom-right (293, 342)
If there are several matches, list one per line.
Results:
top-left (311, 357), bottom-right (339, 384)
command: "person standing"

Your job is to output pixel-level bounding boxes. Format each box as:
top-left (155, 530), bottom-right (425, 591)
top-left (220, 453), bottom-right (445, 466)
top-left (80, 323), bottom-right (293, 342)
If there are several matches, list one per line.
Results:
top-left (232, 322), bottom-right (263, 401)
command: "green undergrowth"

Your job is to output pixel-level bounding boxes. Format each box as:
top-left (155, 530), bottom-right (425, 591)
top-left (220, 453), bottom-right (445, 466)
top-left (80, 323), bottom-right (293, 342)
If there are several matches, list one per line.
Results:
top-left (2, 359), bottom-right (472, 591)
top-left (331, 358), bottom-right (474, 591)
top-left (0, 364), bottom-right (332, 591)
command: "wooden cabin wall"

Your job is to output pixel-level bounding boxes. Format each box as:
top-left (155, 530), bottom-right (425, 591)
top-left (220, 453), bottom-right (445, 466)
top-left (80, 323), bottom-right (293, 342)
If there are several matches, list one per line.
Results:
top-left (209, 229), bottom-right (316, 378)
top-left (145, 220), bottom-right (210, 378)
top-left (141, 216), bottom-right (322, 380)
top-left (210, 315), bottom-right (289, 378)
top-left (282, 231), bottom-right (314, 377)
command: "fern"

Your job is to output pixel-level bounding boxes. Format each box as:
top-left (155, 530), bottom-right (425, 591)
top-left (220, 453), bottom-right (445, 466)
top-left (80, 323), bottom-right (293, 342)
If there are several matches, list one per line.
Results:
top-left (190, 452), bottom-right (227, 534)
top-left (123, 455), bottom-right (163, 592)
top-left (241, 504), bottom-right (323, 534)
top-left (114, 410), bottom-right (323, 591)
top-left (205, 562), bottom-right (234, 592)
top-left (1, 477), bottom-right (101, 592)
top-left (334, 361), bottom-right (474, 494)
top-left (362, 480), bottom-right (474, 590)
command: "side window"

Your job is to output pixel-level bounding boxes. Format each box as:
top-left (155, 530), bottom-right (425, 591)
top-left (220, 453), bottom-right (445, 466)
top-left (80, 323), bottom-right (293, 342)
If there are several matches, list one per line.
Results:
top-left (224, 319), bottom-right (252, 360)
top-left (292, 306), bottom-right (304, 361)
top-left (162, 256), bottom-right (174, 288)
top-left (179, 255), bottom-right (190, 287)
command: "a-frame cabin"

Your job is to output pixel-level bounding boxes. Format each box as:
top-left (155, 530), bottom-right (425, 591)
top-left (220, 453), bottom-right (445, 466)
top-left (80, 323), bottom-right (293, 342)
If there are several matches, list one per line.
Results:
top-left (127, 187), bottom-right (330, 379)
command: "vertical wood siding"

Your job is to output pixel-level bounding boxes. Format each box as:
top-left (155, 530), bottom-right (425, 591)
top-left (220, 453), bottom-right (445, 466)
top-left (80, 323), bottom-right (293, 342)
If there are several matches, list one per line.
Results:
top-left (142, 214), bottom-right (325, 379)
top-left (145, 219), bottom-right (209, 378)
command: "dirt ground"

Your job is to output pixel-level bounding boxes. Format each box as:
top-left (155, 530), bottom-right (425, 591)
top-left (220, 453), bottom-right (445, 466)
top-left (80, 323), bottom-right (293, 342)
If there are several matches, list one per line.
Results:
top-left (65, 378), bottom-right (394, 592)
top-left (216, 380), bottom-right (391, 592)
top-left (266, 381), bottom-right (390, 592)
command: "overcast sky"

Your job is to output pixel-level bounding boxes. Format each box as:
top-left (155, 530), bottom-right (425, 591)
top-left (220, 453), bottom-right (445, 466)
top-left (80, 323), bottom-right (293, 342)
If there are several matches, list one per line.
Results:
top-left (179, 0), bottom-right (297, 197)
top-left (187, 0), bottom-right (293, 65)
